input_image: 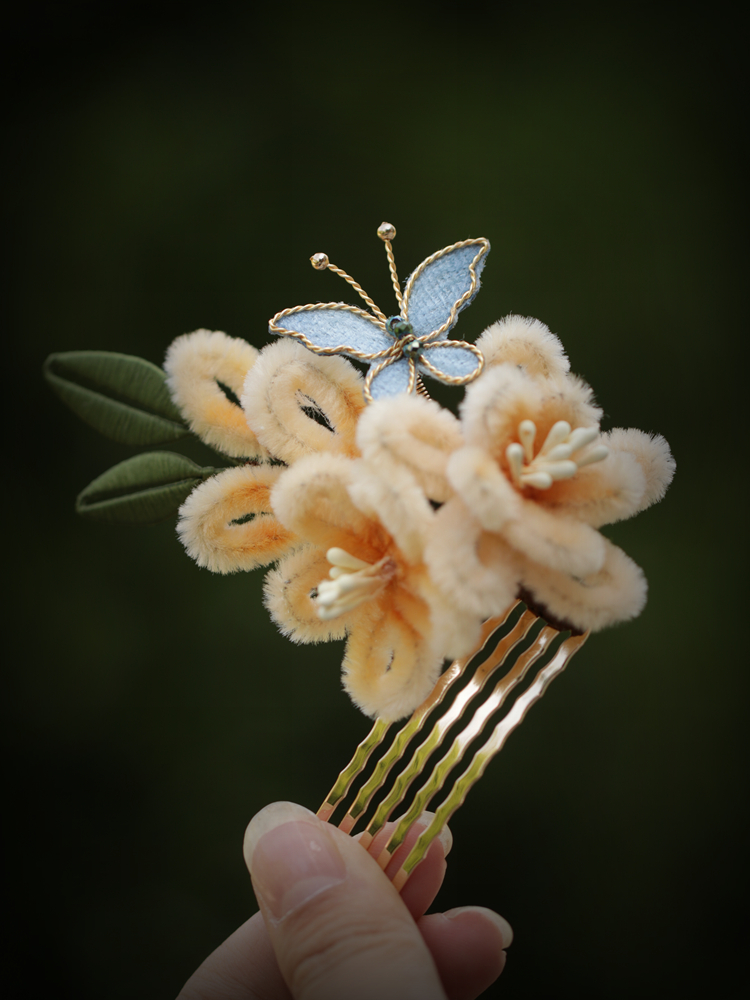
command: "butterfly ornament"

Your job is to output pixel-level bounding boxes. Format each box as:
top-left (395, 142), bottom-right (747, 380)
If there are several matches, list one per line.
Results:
top-left (269, 223), bottom-right (490, 402)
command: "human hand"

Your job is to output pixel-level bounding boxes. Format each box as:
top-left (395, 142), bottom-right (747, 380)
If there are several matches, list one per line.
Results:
top-left (179, 801), bottom-right (512, 1000)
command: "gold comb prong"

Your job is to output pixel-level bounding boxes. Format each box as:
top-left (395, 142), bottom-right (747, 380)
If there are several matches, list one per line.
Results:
top-left (337, 602), bottom-right (523, 838)
top-left (318, 604), bottom-right (589, 892)
top-left (390, 630), bottom-right (589, 890)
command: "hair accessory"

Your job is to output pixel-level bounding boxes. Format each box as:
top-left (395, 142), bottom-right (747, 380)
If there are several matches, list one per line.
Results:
top-left (269, 223), bottom-right (489, 402)
top-left (44, 222), bottom-right (675, 890)
top-left (318, 601), bottom-right (588, 889)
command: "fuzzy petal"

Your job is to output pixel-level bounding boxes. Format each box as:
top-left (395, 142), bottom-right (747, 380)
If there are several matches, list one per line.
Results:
top-left (242, 339), bottom-right (365, 463)
top-left (543, 449), bottom-right (648, 528)
top-left (425, 498), bottom-right (519, 625)
top-left (177, 465), bottom-right (295, 573)
top-left (342, 603), bottom-right (443, 721)
top-left (476, 315), bottom-right (570, 379)
top-left (460, 365), bottom-right (601, 453)
top-left (503, 497), bottom-right (606, 577)
top-left (347, 462), bottom-right (434, 564)
top-left (519, 538), bottom-right (647, 633)
top-left (357, 394), bottom-right (463, 503)
top-left (605, 428), bottom-right (675, 511)
top-left (164, 330), bottom-right (263, 458)
top-left (263, 545), bottom-right (364, 643)
top-left (447, 446), bottom-right (521, 532)
top-left (270, 454), bottom-right (386, 560)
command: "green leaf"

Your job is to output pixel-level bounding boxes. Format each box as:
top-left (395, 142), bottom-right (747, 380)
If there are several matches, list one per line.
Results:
top-left (43, 351), bottom-right (189, 446)
top-left (76, 452), bottom-right (218, 525)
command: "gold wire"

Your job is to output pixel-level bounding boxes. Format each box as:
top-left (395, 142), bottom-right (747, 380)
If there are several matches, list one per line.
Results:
top-left (383, 239), bottom-right (403, 312)
top-left (324, 263), bottom-right (388, 325)
top-left (269, 233), bottom-right (490, 402)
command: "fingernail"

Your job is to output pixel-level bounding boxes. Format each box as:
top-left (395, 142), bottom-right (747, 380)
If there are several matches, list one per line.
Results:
top-left (243, 802), bottom-right (346, 922)
top-left (416, 811), bottom-right (453, 858)
top-left (446, 905), bottom-right (514, 949)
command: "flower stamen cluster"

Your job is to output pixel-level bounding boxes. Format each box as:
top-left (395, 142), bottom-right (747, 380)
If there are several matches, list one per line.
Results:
top-left (506, 419), bottom-right (609, 490)
top-left (316, 547), bottom-right (398, 620)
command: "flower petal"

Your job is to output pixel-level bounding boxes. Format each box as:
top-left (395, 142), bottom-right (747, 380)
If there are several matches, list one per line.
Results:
top-left (242, 339), bottom-right (365, 463)
top-left (425, 498), bottom-right (519, 625)
top-left (347, 462), bottom-right (433, 564)
top-left (177, 465), bottom-right (295, 573)
top-left (270, 453), bottom-right (386, 559)
top-left (342, 602), bottom-right (442, 721)
top-left (518, 538), bottom-right (647, 633)
top-left (264, 545), bottom-right (360, 642)
top-left (502, 497), bottom-right (606, 577)
top-left (164, 330), bottom-right (263, 458)
top-left (475, 315), bottom-right (570, 379)
top-left (460, 365), bottom-right (601, 452)
top-left (604, 428), bottom-right (675, 511)
top-left (403, 239), bottom-right (489, 341)
top-left (356, 394), bottom-right (463, 503)
top-left (447, 446), bottom-right (522, 532)
top-left (543, 449), bottom-right (647, 527)
top-left (269, 303), bottom-right (392, 358)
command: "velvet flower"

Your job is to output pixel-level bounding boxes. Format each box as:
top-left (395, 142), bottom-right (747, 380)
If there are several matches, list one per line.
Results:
top-left (424, 322), bottom-right (675, 632)
top-left (264, 449), bottom-right (467, 722)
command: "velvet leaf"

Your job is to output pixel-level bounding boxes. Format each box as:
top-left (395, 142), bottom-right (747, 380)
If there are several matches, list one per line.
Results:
top-left (44, 351), bottom-right (189, 446)
top-left (76, 452), bottom-right (218, 525)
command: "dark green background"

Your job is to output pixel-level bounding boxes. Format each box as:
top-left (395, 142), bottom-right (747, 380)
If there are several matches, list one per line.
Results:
top-left (6, 2), bottom-right (746, 997)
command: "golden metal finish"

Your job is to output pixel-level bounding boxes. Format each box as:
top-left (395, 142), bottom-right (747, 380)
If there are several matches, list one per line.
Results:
top-left (318, 603), bottom-right (589, 891)
top-left (377, 222), bottom-right (396, 241)
top-left (310, 252), bottom-right (329, 270)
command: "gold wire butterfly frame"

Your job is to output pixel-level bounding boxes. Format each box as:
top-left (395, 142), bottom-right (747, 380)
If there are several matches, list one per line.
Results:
top-left (269, 224), bottom-right (488, 402)
top-left (318, 601), bottom-right (588, 891)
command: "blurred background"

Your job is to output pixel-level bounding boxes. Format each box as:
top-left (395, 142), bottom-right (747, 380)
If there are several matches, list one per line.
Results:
top-left (5, 1), bottom-right (746, 997)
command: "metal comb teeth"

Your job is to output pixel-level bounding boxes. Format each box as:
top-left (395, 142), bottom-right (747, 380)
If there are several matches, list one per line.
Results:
top-left (318, 601), bottom-right (588, 891)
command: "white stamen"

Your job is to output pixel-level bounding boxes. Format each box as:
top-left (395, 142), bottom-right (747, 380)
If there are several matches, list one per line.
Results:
top-left (546, 442), bottom-right (574, 461)
top-left (521, 471), bottom-right (553, 489)
top-left (326, 547), bottom-right (370, 571)
top-left (506, 442), bottom-right (525, 485)
top-left (541, 460), bottom-right (578, 480)
top-left (566, 426), bottom-right (599, 454)
top-left (575, 444), bottom-right (609, 467)
top-left (539, 420), bottom-right (571, 455)
top-left (518, 420), bottom-right (536, 463)
top-left (509, 420), bottom-right (605, 490)
top-left (315, 550), bottom-right (396, 620)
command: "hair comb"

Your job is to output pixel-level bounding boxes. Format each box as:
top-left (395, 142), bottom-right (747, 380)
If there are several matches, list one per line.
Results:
top-left (44, 221), bottom-right (675, 893)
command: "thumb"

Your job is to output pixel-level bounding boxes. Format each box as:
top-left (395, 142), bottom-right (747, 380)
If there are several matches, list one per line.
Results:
top-left (243, 801), bottom-right (447, 1000)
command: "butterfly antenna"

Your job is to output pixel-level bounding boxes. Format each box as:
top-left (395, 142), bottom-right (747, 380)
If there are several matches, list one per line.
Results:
top-left (377, 222), bottom-right (404, 313)
top-left (310, 252), bottom-right (387, 326)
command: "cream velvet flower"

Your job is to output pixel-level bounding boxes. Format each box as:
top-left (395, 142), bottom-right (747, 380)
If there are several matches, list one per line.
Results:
top-left (173, 337), bottom-right (366, 575)
top-left (429, 363), bottom-right (675, 632)
top-left (264, 452), bottom-right (465, 722)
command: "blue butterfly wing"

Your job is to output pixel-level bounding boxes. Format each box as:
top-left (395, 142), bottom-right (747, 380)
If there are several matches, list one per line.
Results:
top-left (403, 239), bottom-right (489, 341)
top-left (369, 357), bottom-right (414, 400)
top-left (420, 343), bottom-right (483, 383)
top-left (269, 304), bottom-right (392, 358)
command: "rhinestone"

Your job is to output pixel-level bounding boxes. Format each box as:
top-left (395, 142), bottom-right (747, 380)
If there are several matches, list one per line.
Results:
top-left (310, 252), bottom-right (329, 270)
top-left (377, 222), bottom-right (396, 241)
